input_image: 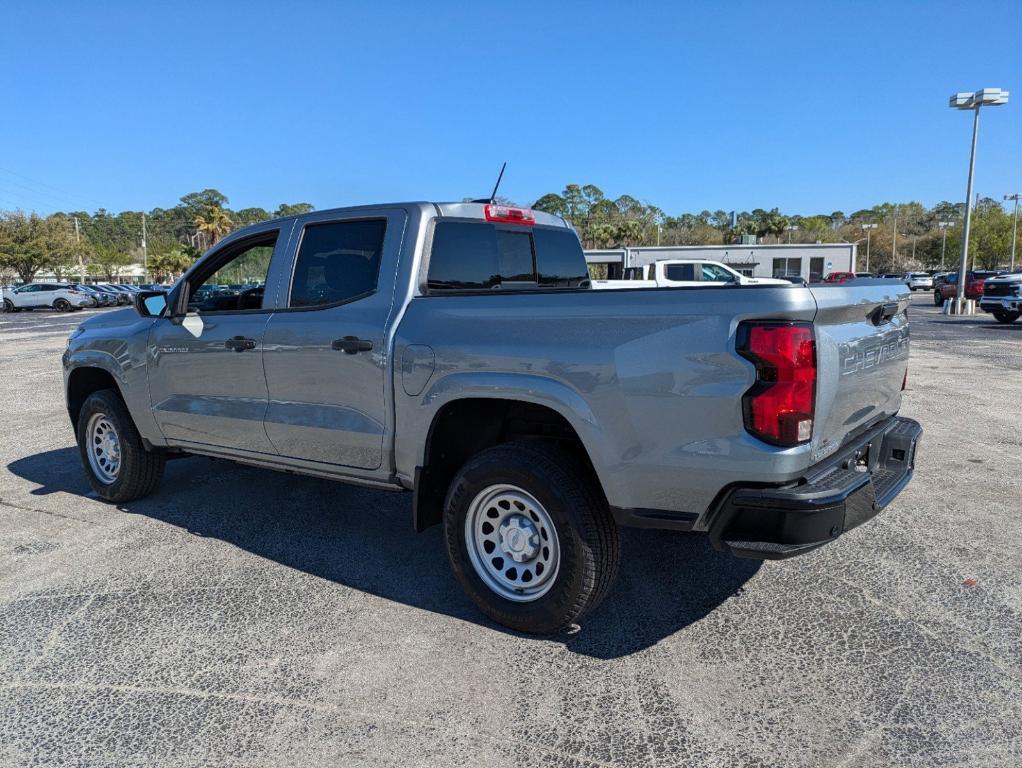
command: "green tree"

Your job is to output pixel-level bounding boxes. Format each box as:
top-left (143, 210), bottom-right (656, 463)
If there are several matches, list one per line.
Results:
top-left (274, 202), bottom-right (315, 217)
top-left (0, 212), bottom-right (78, 283)
top-left (235, 207), bottom-right (271, 227)
top-left (89, 242), bottom-right (133, 281)
top-left (194, 205), bottom-right (233, 248)
top-left (148, 248), bottom-right (193, 283)
top-left (180, 189), bottom-right (229, 213)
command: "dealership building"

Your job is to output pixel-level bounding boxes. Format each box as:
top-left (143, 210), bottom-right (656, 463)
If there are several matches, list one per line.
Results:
top-left (584, 242), bottom-right (858, 282)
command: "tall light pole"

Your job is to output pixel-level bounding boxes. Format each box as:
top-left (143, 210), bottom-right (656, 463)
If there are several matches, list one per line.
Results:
top-left (891, 214), bottom-right (898, 271)
top-left (938, 221), bottom-right (954, 270)
top-left (141, 212), bottom-right (148, 283)
top-left (1005, 193), bottom-right (1020, 271)
top-left (949, 88), bottom-right (1009, 312)
top-left (861, 223), bottom-right (877, 272)
top-left (785, 225), bottom-right (798, 243)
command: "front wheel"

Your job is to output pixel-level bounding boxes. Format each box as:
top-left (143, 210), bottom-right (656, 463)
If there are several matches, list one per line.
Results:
top-left (992, 310), bottom-right (1020, 324)
top-left (76, 389), bottom-right (165, 502)
top-left (933, 291), bottom-right (944, 306)
top-left (443, 442), bottom-right (620, 634)
top-left (2, 299), bottom-right (15, 313)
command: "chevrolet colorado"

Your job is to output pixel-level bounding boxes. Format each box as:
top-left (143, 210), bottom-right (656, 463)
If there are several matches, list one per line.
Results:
top-left (63, 202), bottom-right (921, 633)
top-left (978, 272), bottom-right (1022, 323)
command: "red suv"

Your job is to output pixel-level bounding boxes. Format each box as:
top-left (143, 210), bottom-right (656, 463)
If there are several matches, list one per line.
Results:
top-left (933, 271), bottom-right (998, 306)
top-left (824, 271), bottom-right (856, 283)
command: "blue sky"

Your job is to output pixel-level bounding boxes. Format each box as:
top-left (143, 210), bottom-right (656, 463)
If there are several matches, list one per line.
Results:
top-left (2, 1), bottom-right (1019, 216)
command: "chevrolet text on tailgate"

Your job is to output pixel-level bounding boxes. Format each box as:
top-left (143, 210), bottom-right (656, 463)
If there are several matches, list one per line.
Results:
top-left (63, 202), bottom-right (922, 633)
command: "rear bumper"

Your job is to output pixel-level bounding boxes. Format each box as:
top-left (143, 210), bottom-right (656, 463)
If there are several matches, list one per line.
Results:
top-left (707, 416), bottom-right (922, 560)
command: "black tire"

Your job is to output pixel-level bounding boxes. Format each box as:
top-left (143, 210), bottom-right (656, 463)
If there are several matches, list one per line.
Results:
top-left (76, 388), bottom-right (165, 502)
top-left (2, 299), bottom-right (15, 313)
top-left (933, 291), bottom-right (944, 306)
top-left (992, 310), bottom-right (1020, 324)
top-left (443, 441), bottom-right (620, 634)
top-left (53, 298), bottom-right (71, 312)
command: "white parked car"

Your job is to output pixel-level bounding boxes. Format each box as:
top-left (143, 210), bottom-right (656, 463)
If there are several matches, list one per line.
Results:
top-left (1, 282), bottom-right (94, 312)
top-left (592, 259), bottom-right (791, 289)
top-left (905, 272), bottom-right (934, 291)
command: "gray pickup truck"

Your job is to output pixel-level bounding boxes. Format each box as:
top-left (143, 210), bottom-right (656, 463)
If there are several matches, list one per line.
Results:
top-left (63, 202), bottom-right (921, 633)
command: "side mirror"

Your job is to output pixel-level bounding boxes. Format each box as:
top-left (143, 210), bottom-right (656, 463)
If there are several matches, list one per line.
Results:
top-left (135, 290), bottom-right (168, 318)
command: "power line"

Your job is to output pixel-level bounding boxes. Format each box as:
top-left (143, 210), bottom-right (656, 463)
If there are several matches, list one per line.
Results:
top-left (0, 166), bottom-right (102, 210)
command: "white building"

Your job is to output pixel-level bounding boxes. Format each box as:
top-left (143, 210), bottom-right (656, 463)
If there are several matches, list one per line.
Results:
top-left (585, 242), bottom-right (857, 283)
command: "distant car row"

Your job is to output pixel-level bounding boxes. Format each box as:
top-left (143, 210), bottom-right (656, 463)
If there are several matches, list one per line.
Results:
top-left (1, 282), bottom-right (170, 312)
top-left (820, 271), bottom-right (933, 289)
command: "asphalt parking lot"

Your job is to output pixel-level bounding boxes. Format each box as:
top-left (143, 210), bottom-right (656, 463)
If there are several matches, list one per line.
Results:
top-left (1, 296), bottom-right (1020, 767)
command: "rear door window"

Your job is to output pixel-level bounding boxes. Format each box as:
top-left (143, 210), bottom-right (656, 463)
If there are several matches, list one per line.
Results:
top-left (665, 264), bottom-right (696, 281)
top-left (289, 219), bottom-right (387, 308)
top-left (427, 221), bottom-right (587, 291)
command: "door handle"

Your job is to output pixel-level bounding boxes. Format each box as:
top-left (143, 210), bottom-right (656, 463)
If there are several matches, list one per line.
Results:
top-left (225, 336), bottom-right (257, 352)
top-left (332, 336), bottom-right (374, 354)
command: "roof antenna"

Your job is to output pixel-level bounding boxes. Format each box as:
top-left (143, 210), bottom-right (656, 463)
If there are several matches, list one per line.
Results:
top-left (484, 162), bottom-right (504, 204)
top-left (469, 162), bottom-right (507, 204)
top-left (488, 162), bottom-right (507, 204)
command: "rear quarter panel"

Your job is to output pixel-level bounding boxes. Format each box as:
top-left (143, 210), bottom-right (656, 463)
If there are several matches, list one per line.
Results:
top-left (394, 286), bottom-right (822, 524)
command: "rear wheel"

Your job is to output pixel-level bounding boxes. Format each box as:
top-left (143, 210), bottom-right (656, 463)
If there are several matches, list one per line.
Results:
top-left (76, 389), bottom-right (165, 502)
top-left (933, 290), bottom-right (943, 306)
top-left (443, 441), bottom-right (619, 634)
top-left (992, 310), bottom-right (1020, 324)
top-left (53, 298), bottom-right (71, 312)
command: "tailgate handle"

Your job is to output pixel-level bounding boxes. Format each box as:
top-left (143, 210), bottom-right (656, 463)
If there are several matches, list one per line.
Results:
top-left (869, 302), bottom-right (899, 326)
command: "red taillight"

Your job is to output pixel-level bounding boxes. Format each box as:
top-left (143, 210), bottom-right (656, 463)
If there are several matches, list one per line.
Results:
top-left (484, 204), bottom-right (535, 225)
top-left (737, 322), bottom-right (816, 446)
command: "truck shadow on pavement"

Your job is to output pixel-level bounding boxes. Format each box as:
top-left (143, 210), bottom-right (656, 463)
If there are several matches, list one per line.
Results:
top-left (8, 449), bottom-right (760, 659)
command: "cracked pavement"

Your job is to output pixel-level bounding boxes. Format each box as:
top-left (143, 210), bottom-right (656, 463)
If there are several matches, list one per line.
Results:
top-left (1, 295), bottom-right (1020, 767)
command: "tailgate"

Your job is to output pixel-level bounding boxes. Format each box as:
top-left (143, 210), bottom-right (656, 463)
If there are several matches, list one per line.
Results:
top-left (809, 282), bottom-right (911, 463)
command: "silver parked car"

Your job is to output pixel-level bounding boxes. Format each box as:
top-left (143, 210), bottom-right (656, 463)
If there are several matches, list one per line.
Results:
top-left (905, 272), bottom-right (934, 291)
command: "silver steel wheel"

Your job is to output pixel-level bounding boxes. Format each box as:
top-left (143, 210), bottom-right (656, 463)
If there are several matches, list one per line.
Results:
top-left (464, 484), bottom-right (560, 602)
top-left (86, 412), bottom-right (121, 485)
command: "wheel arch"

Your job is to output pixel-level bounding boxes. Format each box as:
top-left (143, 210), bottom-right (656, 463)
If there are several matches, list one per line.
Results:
top-left (413, 393), bottom-right (608, 533)
top-left (66, 366), bottom-right (125, 429)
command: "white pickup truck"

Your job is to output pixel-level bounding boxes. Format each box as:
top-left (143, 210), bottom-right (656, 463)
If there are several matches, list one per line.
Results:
top-left (592, 259), bottom-right (792, 289)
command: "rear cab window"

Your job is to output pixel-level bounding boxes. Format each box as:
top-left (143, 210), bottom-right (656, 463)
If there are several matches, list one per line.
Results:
top-left (426, 221), bottom-right (588, 292)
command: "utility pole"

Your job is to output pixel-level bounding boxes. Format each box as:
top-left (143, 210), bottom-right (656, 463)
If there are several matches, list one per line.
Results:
top-left (1005, 194), bottom-right (1020, 271)
top-left (141, 212), bottom-right (148, 283)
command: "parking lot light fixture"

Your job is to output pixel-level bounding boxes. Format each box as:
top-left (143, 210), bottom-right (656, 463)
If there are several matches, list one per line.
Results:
top-left (949, 88), bottom-right (1009, 312)
top-left (1005, 193), bottom-right (1020, 271)
top-left (785, 225), bottom-right (799, 244)
top-left (861, 223), bottom-right (878, 272)
top-left (937, 221), bottom-right (954, 270)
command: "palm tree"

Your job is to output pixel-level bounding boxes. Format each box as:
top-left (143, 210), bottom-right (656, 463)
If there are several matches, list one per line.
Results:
top-left (194, 205), bottom-right (233, 249)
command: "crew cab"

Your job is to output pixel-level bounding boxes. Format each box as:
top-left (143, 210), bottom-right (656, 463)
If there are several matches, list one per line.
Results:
top-left (592, 259), bottom-right (790, 290)
top-left (978, 272), bottom-right (1022, 323)
top-left (63, 202), bottom-right (922, 633)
